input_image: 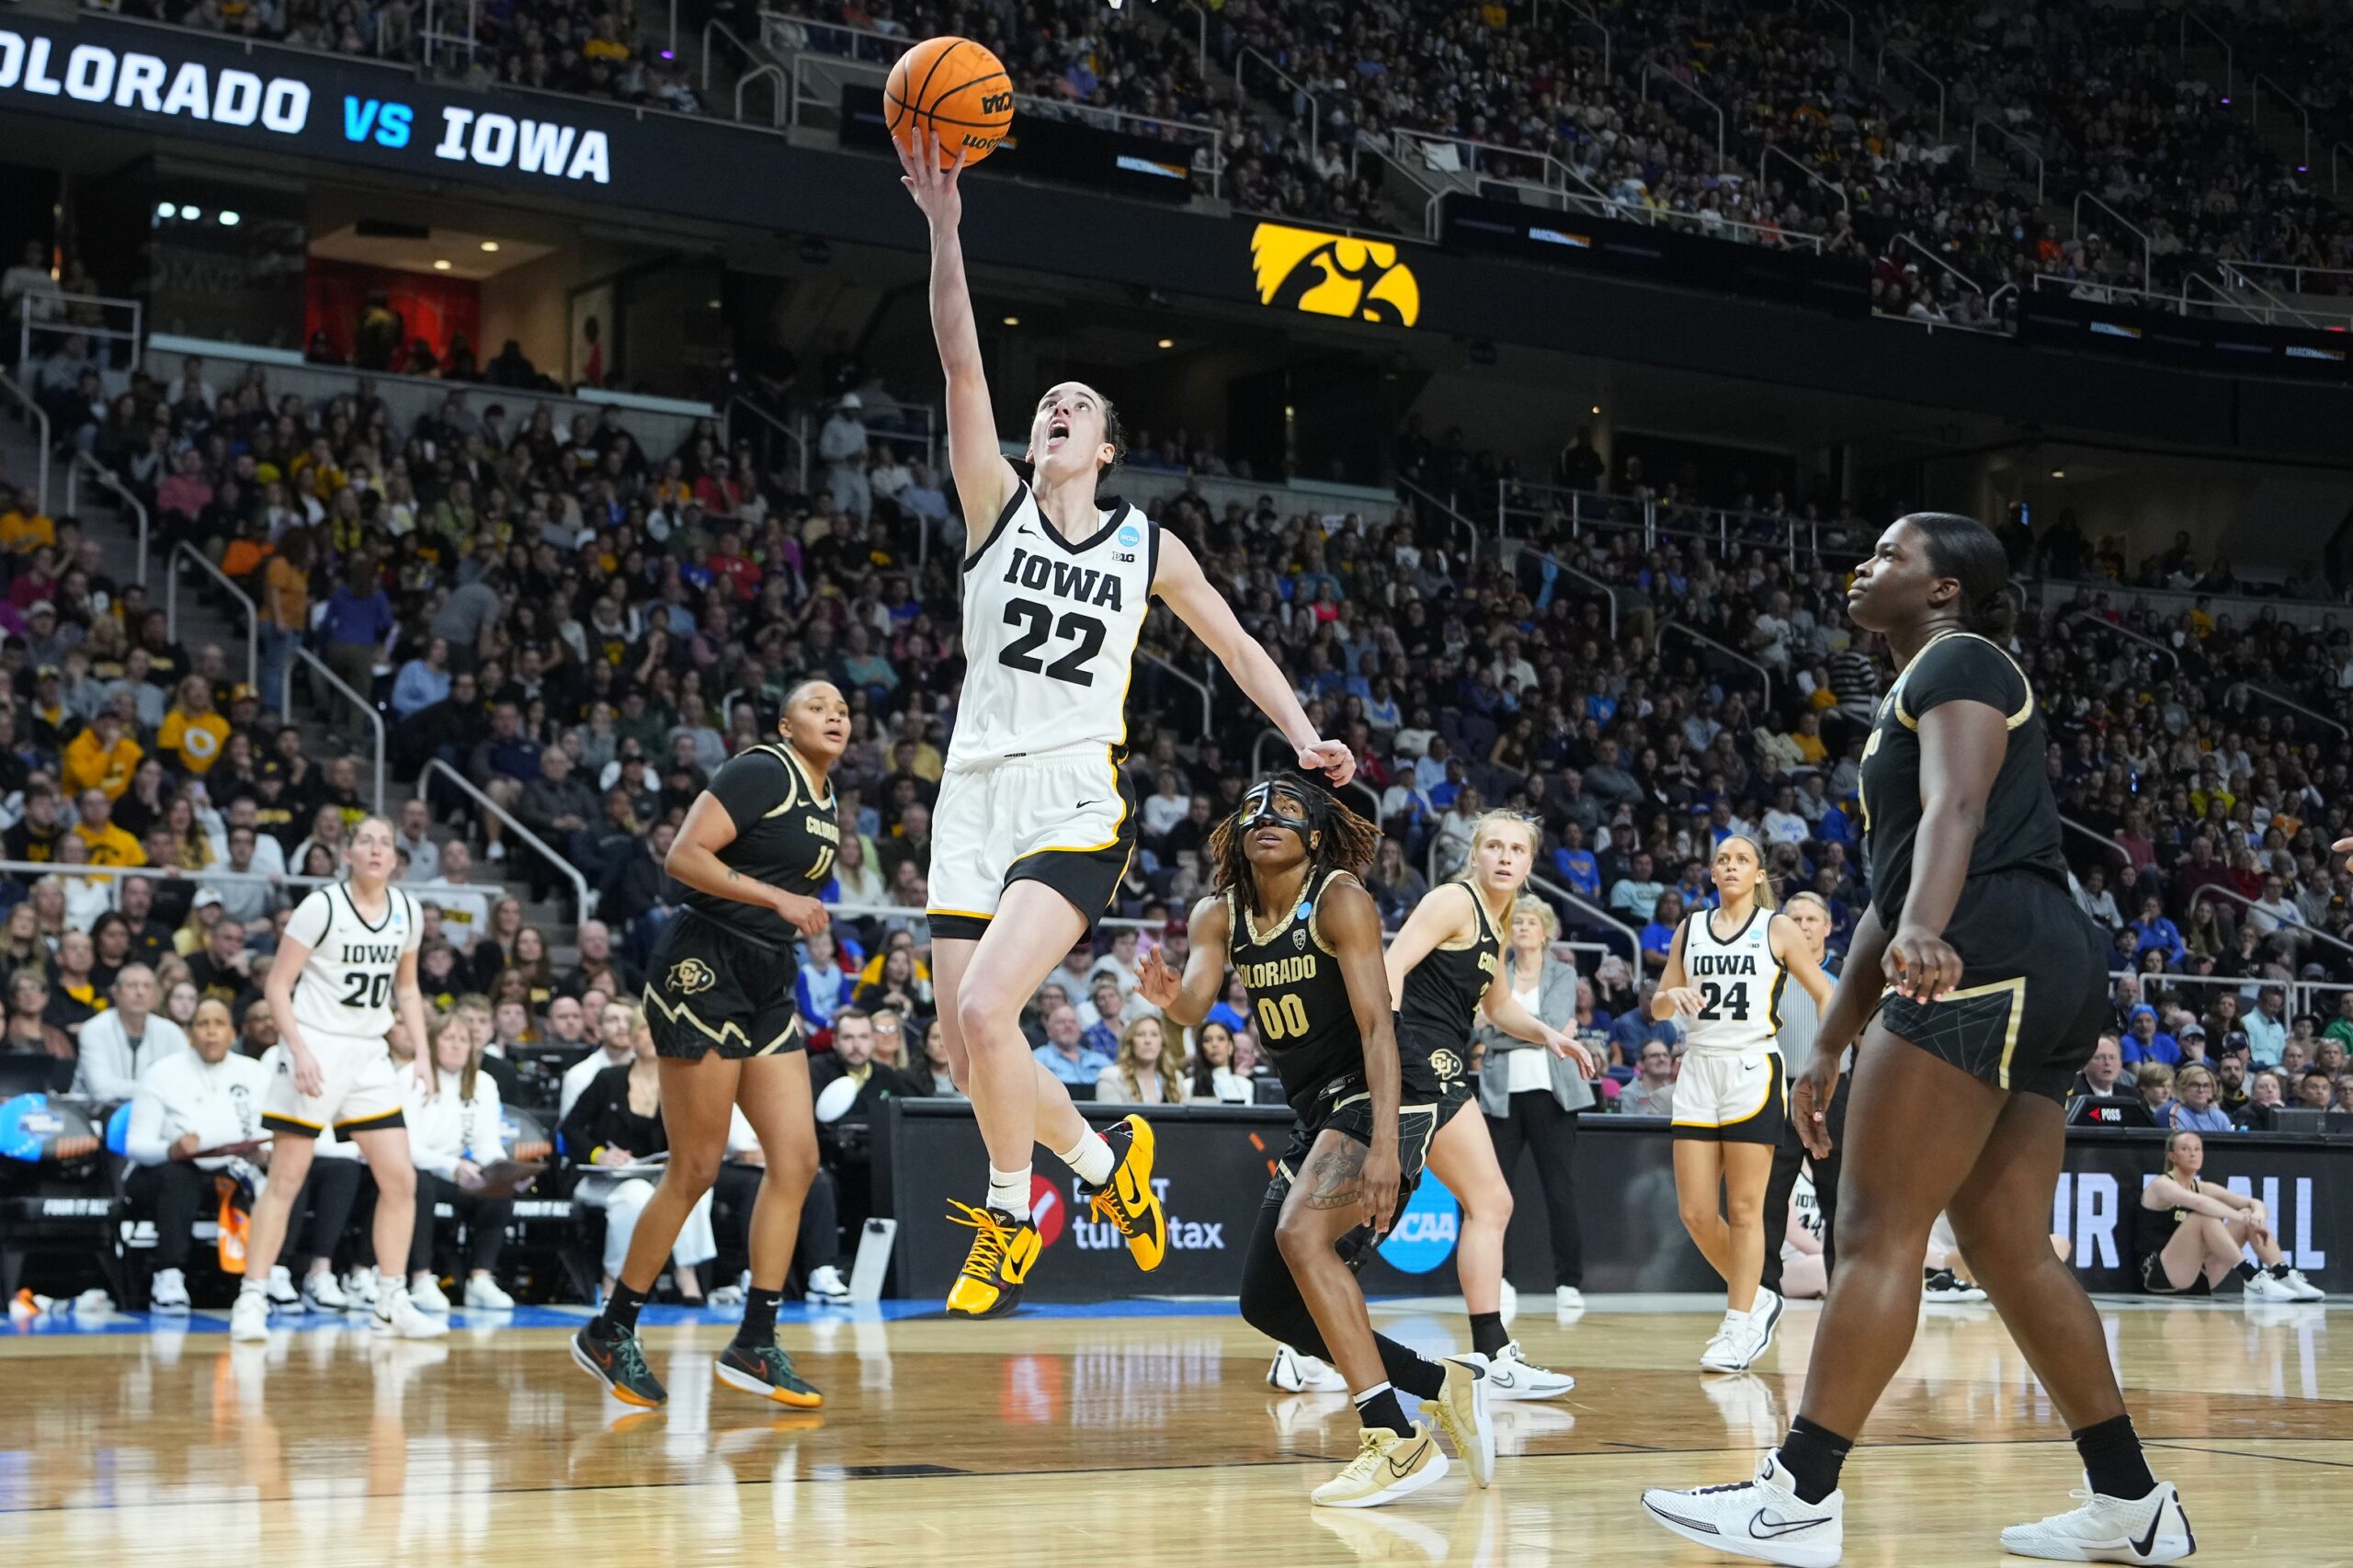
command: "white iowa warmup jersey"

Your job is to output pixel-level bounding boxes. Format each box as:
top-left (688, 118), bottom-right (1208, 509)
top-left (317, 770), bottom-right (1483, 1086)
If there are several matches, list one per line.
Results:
top-left (952, 480), bottom-right (1158, 766)
top-left (1681, 904), bottom-right (1785, 1057)
top-left (285, 883), bottom-right (421, 1040)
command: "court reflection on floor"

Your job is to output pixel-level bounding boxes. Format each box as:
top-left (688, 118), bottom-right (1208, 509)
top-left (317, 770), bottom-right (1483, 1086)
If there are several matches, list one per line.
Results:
top-left (3, 1300), bottom-right (2347, 1567)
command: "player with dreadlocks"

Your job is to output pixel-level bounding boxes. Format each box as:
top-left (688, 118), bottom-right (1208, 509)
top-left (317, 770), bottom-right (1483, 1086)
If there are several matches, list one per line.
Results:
top-left (1139, 774), bottom-right (1494, 1508)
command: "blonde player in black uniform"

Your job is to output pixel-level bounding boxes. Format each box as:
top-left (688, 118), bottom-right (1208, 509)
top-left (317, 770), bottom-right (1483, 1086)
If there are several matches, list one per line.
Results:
top-left (1643, 515), bottom-right (2194, 1566)
top-left (1383, 812), bottom-right (1593, 1398)
top-left (572, 680), bottom-right (847, 1410)
top-left (1137, 776), bottom-right (1493, 1507)
top-left (1653, 835), bottom-right (1836, 1373)
top-left (898, 131), bottom-right (1354, 1318)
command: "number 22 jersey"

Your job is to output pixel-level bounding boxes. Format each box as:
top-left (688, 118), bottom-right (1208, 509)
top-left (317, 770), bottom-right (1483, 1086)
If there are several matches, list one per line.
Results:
top-left (950, 480), bottom-right (1158, 767)
top-left (286, 883), bottom-right (421, 1040)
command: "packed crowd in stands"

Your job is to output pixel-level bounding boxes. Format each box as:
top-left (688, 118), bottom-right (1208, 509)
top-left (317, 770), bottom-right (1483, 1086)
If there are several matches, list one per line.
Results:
top-left (0, 312), bottom-right (2349, 1301)
top-left (91, 0), bottom-right (2353, 331)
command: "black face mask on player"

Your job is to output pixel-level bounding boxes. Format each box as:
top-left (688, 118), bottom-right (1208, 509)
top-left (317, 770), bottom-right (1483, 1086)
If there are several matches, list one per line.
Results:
top-left (1238, 776), bottom-right (1327, 849)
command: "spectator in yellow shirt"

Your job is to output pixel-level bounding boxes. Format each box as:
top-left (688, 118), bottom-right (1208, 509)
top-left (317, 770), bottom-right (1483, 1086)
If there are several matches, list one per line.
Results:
top-left (71, 788), bottom-right (146, 869)
top-left (0, 485), bottom-right (54, 554)
top-left (62, 710), bottom-right (142, 800)
top-left (157, 675), bottom-right (231, 776)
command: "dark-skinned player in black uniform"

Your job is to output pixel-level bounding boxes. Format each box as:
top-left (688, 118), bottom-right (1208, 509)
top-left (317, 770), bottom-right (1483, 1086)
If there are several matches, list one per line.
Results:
top-left (1643, 515), bottom-right (2195, 1567)
top-left (573, 680), bottom-right (849, 1412)
top-left (1137, 775), bottom-right (1495, 1509)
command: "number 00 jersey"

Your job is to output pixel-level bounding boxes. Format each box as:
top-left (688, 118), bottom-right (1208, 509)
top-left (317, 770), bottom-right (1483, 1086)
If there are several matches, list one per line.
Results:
top-left (950, 480), bottom-right (1158, 767)
top-left (1228, 869), bottom-right (1374, 1116)
top-left (1678, 905), bottom-right (1786, 1058)
top-left (680, 743), bottom-right (840, 950)
top-left (284, 883), bottom-right (421, 1040)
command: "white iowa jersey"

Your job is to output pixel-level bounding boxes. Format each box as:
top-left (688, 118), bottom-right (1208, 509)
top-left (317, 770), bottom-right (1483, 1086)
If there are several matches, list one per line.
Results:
top-left (1681, 904), bottom-right (1785, 1057)
top-left (285, 883), bottom-right (421, 1040)
top-left (951, 480), bottom-right (1157, 767)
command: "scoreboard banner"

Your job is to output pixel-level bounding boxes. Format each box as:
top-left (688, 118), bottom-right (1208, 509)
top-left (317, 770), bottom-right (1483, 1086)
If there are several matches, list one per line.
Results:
top-left (881, 1100), bottom-right (2348, 1302)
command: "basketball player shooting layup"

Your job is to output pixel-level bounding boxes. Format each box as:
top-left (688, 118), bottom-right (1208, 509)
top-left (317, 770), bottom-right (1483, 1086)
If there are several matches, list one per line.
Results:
top-left (897, 129), bottom-right (1356, 1317)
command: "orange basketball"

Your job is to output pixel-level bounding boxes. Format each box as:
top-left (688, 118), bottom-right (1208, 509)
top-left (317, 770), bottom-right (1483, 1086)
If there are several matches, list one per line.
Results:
top-left (886, 35), bottom-right (1014, 169)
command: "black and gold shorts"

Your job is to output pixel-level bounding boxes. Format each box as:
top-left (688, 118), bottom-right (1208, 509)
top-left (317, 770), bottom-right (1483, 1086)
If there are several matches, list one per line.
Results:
top-left (642, 911), bottom-right (802, 1062)
top-left (1875, 869), bottom-right (2111, 1104)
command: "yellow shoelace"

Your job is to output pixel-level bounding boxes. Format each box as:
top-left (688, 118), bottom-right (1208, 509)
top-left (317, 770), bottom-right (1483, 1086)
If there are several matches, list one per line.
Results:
top-left (946, 1199), bottom-right (1011, 1278)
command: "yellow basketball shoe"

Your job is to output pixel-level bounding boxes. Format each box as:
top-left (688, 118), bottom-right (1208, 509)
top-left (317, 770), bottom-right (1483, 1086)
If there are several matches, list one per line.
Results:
top-left (1311, 1422), bottom-right (1451, 1508)
top-left (942, 1201), bottom-right (1041, 1319)
top-left (1084, 1114), bottom-right (1167, 1272)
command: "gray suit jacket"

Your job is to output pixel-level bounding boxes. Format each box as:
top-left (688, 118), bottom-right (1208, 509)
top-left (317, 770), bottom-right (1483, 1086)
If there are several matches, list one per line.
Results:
top-left (1473, 954), bottom-right (1597, 1117)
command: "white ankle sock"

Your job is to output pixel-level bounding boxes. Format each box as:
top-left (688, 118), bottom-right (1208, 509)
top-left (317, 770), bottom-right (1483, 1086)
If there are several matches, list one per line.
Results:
top-left (987, 1165), bottom-right (1033, 1220)
top-left (1056, 1129), bottom-right (1116, 1188)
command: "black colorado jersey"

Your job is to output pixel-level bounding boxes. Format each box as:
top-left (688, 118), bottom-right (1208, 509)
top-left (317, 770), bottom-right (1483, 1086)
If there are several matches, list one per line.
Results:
top-left (1229, 869), bottom-right (1370, 1116)
top-left (1857, 631), bottom-right (2069, 921)
top-left (1396, 883), bottom-right (1502, 1057)
top-left (681, 744), bottom-right (840, 950)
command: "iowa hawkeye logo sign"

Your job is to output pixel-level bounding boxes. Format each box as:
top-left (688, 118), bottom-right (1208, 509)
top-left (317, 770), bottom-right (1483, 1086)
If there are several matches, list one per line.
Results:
top-left (1250, 223), bottom-right (1422, 327)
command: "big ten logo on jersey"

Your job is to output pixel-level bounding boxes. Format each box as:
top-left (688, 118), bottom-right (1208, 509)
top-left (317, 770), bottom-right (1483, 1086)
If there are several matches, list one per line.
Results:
top-left (1067, 1174), bottom-right (1224, 1254)
top-left (1377, 1173), bottom-right (1461, 1274)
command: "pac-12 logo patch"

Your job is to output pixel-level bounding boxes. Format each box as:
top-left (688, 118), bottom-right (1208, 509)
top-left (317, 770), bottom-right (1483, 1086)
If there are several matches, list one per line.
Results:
top-left (1293, 926), bottom-right (1308, 951)
top-left (665, 957), bottom-right (717, 995)
top-left (1118, 524), bottom-right (1141, 548)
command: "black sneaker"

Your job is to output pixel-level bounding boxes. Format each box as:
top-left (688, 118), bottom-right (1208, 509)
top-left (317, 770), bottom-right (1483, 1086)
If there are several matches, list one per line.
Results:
top-left (714, 1341), bottom-right (824, 1408)
top-left (572, 1319), bottom-right (667, 1408)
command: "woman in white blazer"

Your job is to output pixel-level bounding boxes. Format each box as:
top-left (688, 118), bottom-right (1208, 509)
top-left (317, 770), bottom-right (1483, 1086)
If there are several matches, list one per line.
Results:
top-left (404, 1014), bottom-right (519, 1312)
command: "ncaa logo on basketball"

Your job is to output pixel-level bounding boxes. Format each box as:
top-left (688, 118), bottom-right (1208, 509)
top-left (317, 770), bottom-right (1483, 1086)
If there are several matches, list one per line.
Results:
top-left (665, 957), bottom-right (717, 995)
top-left (1378, 1173), bottom-right (1461, 1274)
top-left (1249, 222), bottom-right (1422, 327)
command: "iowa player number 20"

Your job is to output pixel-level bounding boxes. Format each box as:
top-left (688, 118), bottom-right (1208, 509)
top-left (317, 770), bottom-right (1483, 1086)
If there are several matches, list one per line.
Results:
top-left (1000, 599), bottom-right (1106, 686)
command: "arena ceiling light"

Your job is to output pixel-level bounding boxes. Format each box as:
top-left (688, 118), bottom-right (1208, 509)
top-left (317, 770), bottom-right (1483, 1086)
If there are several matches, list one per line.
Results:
top-left (1156, 337), bottom-right (1175, 349)
top-left (154, 200), bottom-right (174, 218)
top-left (178, 205), bottom-right (199, 221)
top-left (2050, 467), bottom-right (2066, 479)
top-left (218, 211), bottom-right (241, 227)
top-left (1002, 314), bottom-right (1020, 326)
top-left (480, 240), bottom-right (500, 253)
top-left (433, 258), bottom-right (452, 271)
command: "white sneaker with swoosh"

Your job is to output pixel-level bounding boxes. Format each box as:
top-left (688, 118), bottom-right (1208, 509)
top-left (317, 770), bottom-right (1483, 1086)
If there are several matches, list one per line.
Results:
top-left (1999, 1479), bottom-right (2195, 1562)
top-left (1641, 1452), bottom-right (1843, 1567)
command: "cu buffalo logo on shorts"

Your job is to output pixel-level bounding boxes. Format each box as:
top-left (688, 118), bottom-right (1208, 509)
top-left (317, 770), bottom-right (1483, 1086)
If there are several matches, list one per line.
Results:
top-left (1249, 222), bottom-right (1422, 327)
top-left (1427, 1048), bottom-right (1464, 1083)
top-left (665, 957), bottom-right (718, 996)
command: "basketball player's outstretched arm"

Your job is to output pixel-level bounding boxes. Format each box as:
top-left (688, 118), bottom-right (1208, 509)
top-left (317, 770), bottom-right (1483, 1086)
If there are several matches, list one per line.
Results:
top-left (1152, 531), bottom-right (1354, 787)
top-left (1132, 895), bottom-right (1229, 1027)
top-left (1480, 945), bottom-right (1596, 1075)
top-left (898, 129), bottom-right (1018, 539)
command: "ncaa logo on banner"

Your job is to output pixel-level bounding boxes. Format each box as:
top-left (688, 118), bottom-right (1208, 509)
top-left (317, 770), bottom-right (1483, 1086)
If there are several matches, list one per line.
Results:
top-left (1377, 1173), bottom-right (1460, 1274)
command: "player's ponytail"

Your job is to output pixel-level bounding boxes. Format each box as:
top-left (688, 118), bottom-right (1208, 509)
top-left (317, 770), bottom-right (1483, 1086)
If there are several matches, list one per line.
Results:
top-left (1904, 511), bottom-right (2016, 642)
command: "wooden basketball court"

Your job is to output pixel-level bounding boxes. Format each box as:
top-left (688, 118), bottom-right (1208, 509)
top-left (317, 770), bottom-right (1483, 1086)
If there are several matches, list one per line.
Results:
top-left (4, 1293), bottom-right (2345, 1565)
